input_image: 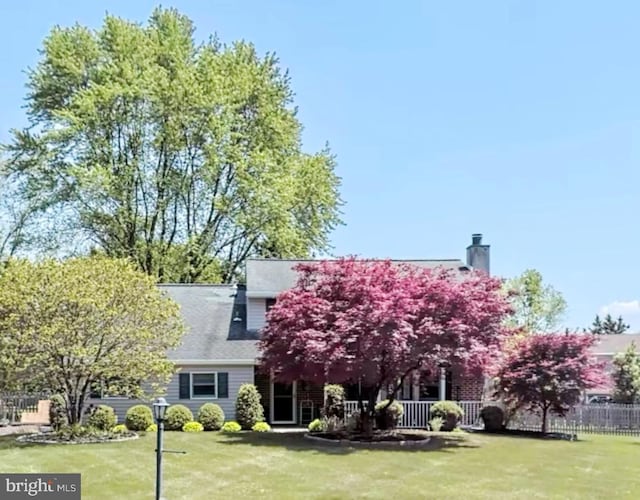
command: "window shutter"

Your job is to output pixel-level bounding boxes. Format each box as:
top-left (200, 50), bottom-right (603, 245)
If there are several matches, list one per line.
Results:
top-left (179, 373), bottom-right (190, 399)
top-left (218, 373), bottom-right (229, 399)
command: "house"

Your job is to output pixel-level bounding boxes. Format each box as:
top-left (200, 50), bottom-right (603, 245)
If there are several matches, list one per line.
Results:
top-left (89, 234), bottom-right (492, 425)
top-left (586, 333), bottom-right (640, 402)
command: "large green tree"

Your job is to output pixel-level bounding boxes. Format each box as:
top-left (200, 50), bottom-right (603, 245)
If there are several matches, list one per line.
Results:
top-left (0, 257), bottom-right (185, 424)
top-left (612, 343), bottom-right (640, 404)
top-left (504, 269), bottom-right (567, 334)
top-left (2, 8), bottom-right (342, 282)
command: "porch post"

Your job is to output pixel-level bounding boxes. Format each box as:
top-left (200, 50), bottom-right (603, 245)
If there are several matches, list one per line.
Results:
top-left (438, 366), bottom-right (447, 401)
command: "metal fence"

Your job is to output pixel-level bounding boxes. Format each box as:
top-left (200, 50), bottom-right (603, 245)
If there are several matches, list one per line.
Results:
top-left (509, 404), bottom-right (640, 436)
top-left (344, 400), bottom-right (640, 436)
top-left (0, 392), bottom-right (48, 425)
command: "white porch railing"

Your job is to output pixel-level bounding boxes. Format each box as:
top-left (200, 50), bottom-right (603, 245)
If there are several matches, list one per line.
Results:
top-left (344, 400), bottom-right (483, 428)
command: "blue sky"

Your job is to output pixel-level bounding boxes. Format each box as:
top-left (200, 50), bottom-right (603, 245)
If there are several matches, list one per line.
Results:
top-left (1, 1), bottom-right (640, 331)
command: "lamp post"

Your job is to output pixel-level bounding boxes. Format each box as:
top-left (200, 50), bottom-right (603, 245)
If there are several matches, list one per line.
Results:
top-left (153, 397), bottom-right (169, 500)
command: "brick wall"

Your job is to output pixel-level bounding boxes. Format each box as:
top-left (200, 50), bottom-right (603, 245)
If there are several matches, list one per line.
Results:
top-left (452, 371), bottom-right (484, 400)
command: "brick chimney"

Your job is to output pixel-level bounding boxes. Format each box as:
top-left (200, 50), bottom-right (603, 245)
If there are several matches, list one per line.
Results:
top-left (466, 233), bottom-right (490, 275)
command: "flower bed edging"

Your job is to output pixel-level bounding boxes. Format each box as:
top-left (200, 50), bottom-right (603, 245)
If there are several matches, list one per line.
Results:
top-left (16, 432), bottom-right (139, 445)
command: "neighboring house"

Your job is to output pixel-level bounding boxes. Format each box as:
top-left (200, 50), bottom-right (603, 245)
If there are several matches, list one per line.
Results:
top-left (587, 333), bottom-right (640, 401)
top-left (90, 233), bottom-right (492, 425)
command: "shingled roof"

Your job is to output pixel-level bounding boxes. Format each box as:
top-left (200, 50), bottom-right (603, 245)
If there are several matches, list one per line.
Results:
top-left (161, 284), bottom-right (259, 362)
top-left (591, 333), bottom-right (640, 355)
top-left (245, 258), bottom-right (469, 296)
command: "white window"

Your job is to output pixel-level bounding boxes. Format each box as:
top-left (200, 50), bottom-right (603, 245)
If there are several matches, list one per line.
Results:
top-left (191, 373), bottom-right (217, 399)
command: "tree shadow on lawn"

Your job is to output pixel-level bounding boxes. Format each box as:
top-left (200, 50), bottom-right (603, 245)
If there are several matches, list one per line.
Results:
top-left (0, 434), bottom-right (44, 451)
top-left (217, 431), bottom-right (481, 455)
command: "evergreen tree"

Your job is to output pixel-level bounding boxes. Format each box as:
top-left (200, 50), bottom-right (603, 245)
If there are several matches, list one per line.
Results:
top-left (612, 343), bottom-right (640, 403)
top-left (589, 314), bottom-right (629, 335)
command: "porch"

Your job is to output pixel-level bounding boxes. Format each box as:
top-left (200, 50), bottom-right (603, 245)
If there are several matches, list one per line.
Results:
top-left (344, 400), bottom-right (483, 428)
top-left (255, 374), bottom-right (324, 426)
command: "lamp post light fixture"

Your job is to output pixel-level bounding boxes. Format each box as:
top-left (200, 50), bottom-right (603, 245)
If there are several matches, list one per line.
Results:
top-left (153, 397), bottom-right (170, 500)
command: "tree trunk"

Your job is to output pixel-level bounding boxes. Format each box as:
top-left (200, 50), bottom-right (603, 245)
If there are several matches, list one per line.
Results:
top-left (541, 406), bottom-right (548, 434)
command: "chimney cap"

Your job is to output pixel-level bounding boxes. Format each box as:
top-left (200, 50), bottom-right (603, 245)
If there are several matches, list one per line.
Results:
top-left (471, 233), bottom-right (483, 245)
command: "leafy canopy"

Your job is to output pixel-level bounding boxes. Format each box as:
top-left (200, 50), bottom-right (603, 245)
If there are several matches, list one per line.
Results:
top-left (2, 7), bottom-right (342, 282)
top-left (494, 333), bottom-right (605, 433)
top-left (260, 258), bottom-right (515, 417)
top-left (0, 257), bottom-right (185, 424)
top-left (504, 269), bottom-right (567, 334)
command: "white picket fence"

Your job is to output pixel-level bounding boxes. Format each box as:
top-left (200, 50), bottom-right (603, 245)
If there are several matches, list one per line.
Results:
top-left (344, 401), bottom-right (640, 435)
top-left (344, 400), bottom-right (483, 428)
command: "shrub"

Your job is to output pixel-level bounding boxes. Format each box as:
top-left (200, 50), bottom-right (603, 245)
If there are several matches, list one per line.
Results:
top-left (49, 394), bottom-right (68, 431)
top-left (323, 384), bottom-right (345, 419)
top-left (112, 424), bottom-right (128, 433)
top-left (308, 418), bottom-right (324, 432)
top-left (197, 403), bottom-right (225, 431)
top-left (146, 424), bottom-right (158, 432)
top-left (164, 404), bottom-right (194, 431)
top-left (430, 401), bottom-right (464, 431)
top-left (183, 421), bottom-right (204, 432)
top-left (345, 412), bottom-right (361, 433)
top-left (56, 424), bottom-right (89, 439)
top-left (480, 405), bottom-right (505, 432)
top-left (221, 421), bottom-right (242, 433)
top-left (252, 422), bottom-right (271, 432)
top-left (324, 415), bottom-right (344, 432)
top-left (374, 400), bottom-right (404, 430)
top-left (235, 384), bottom-right (264, 430)
top-left (87, 405), bottom-right (117, 431)
top-left (429, 416), bottom-right (444, 432)
top-left (125, 405), bottom-right (154, 431)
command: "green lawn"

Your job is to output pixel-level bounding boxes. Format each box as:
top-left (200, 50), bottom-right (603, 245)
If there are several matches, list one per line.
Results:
top-left (1, 431), bottom-right (638, 499)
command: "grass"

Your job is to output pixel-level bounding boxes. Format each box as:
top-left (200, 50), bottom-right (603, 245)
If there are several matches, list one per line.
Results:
top-left (1, 430), bottom-right (639, 499)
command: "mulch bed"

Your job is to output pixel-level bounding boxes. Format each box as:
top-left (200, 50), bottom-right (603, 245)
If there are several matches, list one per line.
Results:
top-left (16, 431), bottom-right (139, 445)
top-left (305, 430), bottom-right (434, 447)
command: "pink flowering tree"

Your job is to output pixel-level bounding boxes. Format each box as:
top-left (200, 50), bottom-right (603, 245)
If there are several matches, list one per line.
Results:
top-left (259, 258), bottom-right (514, 432)
top-left (493, 333), bottom-right (606, 433)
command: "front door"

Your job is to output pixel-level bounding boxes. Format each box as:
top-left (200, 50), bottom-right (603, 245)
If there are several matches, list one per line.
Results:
top-left (271, 381), bottom-right (296, 424)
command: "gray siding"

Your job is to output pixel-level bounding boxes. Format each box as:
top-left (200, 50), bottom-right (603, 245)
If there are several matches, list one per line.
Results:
top-left (247, 297), bottom-right (267, 331)
top-left (87, 364), bottom-right (255, 423)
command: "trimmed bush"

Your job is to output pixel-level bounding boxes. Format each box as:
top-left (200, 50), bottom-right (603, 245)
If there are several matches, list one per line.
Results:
top-left (221, 421), bottom-right (242, 433)
top-left (252, 422), bottom-right (271, 432)
top-left (430, 401), bottom-right (464, 431)
top-left (308, 418), bottom-right (324, 432)
top-left (345, 412), bottom-right (361, 433)
top-left (374, 400), bottom-right (404, 430)
top-left (125, 405), bottom-right (154, 431)
top-left (183, 421), bottom-right (204, 432)
top-left (146, 424), bottom-right (158, 432)
top-left (429, 416), bottom-right (444, 432)
top-left (87, 404), bottom-right (117, 431)
top-left (112, 424), bottom-right (128, 433)
top-left (480, 405), bottom-right (505, 432)
top-left (164, 404), bottom-right (194, 431)
top-left (49, 394), bottom-right (68, 431)
top-left (323, 384), bottom-right (345, 419)
top-left (197, 403), bottom-right (225, 431)
top-left (235, 384), bottom-right (264, 430)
